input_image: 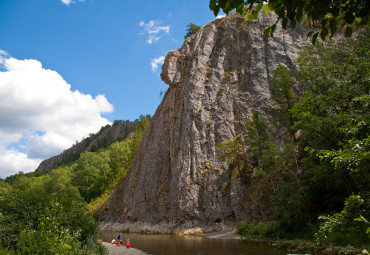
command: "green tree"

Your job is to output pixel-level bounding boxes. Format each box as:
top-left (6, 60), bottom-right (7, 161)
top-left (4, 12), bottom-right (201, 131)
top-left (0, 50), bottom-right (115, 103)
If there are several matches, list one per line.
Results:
top-left (315, 195), bottom-right (369, 245)
top-left (271, 179), bottom-right (305, 234)
top-left (292, 31), bottom-right (369, 194)
top-left (209, 0), bottom-right (369, 43)
top-left (131, 114), bottom-right (151, 153)
top-left (282, 31), bottom-right (370, 227)
top-left (271, 64), bottom-right (298, 130)
top-left (16, 202), bottom-right (82, 254)
top-left (71, 151), bottom-right (112, 202)
top-left (245, 110), bottom-right (270, 170)
top-left (0, 169), bottom-right (104, 253)
top-left (109, 139), bottom-right (134, 177)
top-left (184, 23), bottom-right (201, 39)
top-left (217, 138), bottom-right (245, 177)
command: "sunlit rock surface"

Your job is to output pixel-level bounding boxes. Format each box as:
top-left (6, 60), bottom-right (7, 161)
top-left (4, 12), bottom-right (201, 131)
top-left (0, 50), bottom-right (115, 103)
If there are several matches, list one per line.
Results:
top-left (100, 12), bottom-right (307, 231)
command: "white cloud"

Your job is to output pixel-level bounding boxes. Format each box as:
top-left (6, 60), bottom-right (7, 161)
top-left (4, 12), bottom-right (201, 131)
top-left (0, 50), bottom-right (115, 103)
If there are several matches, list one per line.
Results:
top-left (215, 14), bottom-right (226, 19)
top-left (0, 52), bottom-right (113, 178)
top-left (0, 49), bottom-right (9, 65)
top-left (139, 20), bottom-right (170, 44)
top-left (60, 0), bottom-right (85, 6)
top-left (0, 49), bottom-right (8, 56)
top-left (151, 56), bottom-right (165, 72)
top-left (61, 0), bottom-right (73, 5)
top-left (0, 148), bottom-right (41, 178)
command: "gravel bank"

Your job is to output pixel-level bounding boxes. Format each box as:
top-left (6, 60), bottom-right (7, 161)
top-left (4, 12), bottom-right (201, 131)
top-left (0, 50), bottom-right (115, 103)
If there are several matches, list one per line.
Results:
top-left (102, 242), bottom-right (148, 255)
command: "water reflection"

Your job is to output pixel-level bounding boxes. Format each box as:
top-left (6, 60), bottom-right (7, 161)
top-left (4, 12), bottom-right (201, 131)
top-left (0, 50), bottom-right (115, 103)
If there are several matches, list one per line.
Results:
top-left (100, 231), bottom-right (287, 255)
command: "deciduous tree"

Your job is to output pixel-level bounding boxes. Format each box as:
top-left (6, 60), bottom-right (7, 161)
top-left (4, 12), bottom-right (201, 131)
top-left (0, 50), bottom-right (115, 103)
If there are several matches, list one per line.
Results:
top-left (209, 0), bottom-right (369, 44)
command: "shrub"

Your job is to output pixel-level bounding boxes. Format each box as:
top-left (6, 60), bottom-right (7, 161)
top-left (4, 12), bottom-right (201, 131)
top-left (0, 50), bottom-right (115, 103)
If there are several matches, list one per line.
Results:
top-left (315, 195), bottom-right (369, 246)
top-left (236, 220), bottom-right (278, 239)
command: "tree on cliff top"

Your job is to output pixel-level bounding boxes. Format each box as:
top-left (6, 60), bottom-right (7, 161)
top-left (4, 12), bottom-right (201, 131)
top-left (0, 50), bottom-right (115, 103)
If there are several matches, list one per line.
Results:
top-left (185, 23), bottom-right (201, 39)
top-left (209, 0), bottom-right (369, 44)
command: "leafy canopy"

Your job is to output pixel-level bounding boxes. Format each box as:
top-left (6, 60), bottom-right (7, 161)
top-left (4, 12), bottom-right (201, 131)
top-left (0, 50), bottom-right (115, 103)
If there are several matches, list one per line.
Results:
top-left (209, 0), bottom-right (370, 44)
top-left (0, 169), bottom-right (104, 254)
top-left (292, 30), bottom-right (370, 175)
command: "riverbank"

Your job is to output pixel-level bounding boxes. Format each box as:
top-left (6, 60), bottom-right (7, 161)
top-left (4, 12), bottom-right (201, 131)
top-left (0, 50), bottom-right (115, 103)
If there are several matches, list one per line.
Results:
top-left (100, 224), bottom-right (366, 255)
top-left (203, 229), bottom-right (366, 255)
top-left (99, 222), bottom-right (230, 235)
top-left (202, 229), bottom-right (241, 239)
top-left (102, 242), bottom-right (148, 255)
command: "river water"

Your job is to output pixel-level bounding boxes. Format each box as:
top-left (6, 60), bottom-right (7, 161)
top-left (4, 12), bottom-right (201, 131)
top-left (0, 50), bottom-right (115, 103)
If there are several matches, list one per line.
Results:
top-left (100, 231), bottom-right (289, 255)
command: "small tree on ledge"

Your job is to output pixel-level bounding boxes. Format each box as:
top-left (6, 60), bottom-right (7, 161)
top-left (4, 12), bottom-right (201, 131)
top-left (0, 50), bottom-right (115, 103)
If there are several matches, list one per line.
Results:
top-left (184, 23), bottom-right (201, 39)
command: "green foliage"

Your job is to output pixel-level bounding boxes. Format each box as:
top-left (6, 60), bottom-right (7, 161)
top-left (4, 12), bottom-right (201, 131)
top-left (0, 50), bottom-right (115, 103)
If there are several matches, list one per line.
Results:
top-left (236, 220), bottom-right (278, 239)
top-left (217, 138), bottom-right (246, 177)
top-left (315, 195), bottom-right (369, 246)
top-left (4, 170), bottom-right (47, 184)
top-left (71, 150), bottom-right (113, 202)
top-left (292, 31), bottom-right (370, 197)
top-left (233, 30), bottom-right (369, 246)
top-left (275, 239), bottom-right (364, 255)
top-left (70, 114), bottom-right (150, 203)
top-left (113, 119), bottom-right (128, 126)
top-left (0, 169), bottom-right (105, 253)
top-left (245, 109), bottom-right (305, 236)
top-left (16, 202), bottom-right (82, 254)
top-left (245, 110), bottom-right (270, 169)
top-left (56, 119), bottom-right (138, 166)
top-left (271, 64), bottom-right (298, 129)
top-left (217, 139), bottom-right (243, 165)
top-left (271, 180), bottom-right (305, 234)
top-left (306, 94), bottom-right (370, 174)
top-left (131, 114), bottom-right (151, 152)
top-left (57, 150), bottom-right (83, 166)
top-left (209, 0), bottom-right (369, 43)
top-left (0, 115), bottom-right (151, 253)
top-left (184, 23), bottom-right (201, 39)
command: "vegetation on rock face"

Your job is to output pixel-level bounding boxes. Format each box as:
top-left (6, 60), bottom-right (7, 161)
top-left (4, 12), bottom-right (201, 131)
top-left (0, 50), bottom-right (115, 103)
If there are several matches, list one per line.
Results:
top-left (209, 0), bottom-right (369, 44)
top-left (235, 30), bottom-right (369, 247)
top-left (184, 23), bottom-right (201, 39)
top-left (0, 115), bottom-right (151, 253)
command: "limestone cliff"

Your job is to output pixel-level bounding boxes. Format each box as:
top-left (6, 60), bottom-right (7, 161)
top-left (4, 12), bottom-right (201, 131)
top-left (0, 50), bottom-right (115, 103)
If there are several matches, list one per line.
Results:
top-left (100, 13), bottom-right (307, 231)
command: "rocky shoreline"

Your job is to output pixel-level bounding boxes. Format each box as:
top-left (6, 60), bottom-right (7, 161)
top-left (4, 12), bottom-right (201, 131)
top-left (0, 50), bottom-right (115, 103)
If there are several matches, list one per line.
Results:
top-left (99, 222), bottom-right (238, 237)
top-left (102, 242), bottom-right (148, 255)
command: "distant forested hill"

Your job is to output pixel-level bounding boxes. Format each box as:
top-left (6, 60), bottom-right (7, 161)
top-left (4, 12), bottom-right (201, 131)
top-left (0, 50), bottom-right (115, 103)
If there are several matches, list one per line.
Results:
top-left (36, 117), bottom-right (150, 172)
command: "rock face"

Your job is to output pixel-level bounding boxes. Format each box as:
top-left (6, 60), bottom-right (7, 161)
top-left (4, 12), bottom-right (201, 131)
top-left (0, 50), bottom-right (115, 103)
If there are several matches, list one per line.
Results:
top-left (37, 122), bottom-right (135, 172)
top-left (100, 13), bottom-right (307, 230)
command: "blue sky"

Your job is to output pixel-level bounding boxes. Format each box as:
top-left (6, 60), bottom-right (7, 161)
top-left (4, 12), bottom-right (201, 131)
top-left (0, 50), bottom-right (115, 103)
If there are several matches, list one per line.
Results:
top-left (0, 0), bottom-right (225, 178)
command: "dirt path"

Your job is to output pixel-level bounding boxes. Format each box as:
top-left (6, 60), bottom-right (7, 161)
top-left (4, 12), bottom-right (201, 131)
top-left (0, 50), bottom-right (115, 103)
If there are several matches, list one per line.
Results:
top-left (102, 242), bottom-right (148, 255)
